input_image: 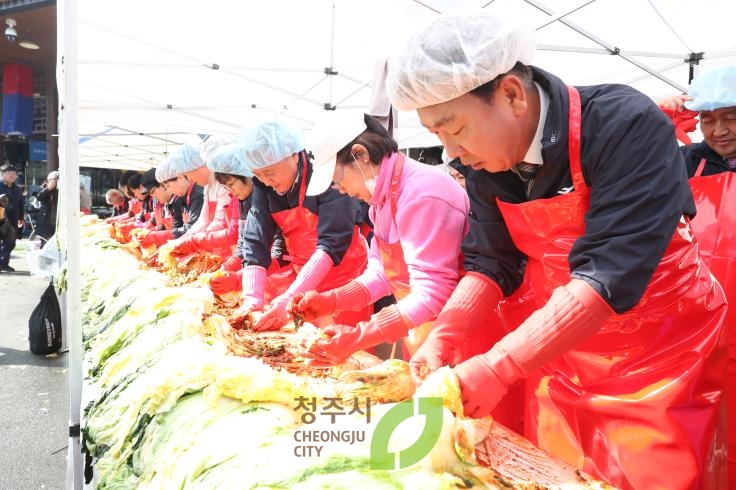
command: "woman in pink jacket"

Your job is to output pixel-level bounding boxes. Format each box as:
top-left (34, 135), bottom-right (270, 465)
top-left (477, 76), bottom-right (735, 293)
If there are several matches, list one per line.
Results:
top-left (291, 112), bottom-right (469, 364)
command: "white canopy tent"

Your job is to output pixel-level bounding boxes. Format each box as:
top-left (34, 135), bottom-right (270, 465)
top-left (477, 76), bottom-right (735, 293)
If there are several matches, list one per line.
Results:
top-left (75, 0), bottom-right (736, 170)
top-left (62, 1), bottom-right (735, 488)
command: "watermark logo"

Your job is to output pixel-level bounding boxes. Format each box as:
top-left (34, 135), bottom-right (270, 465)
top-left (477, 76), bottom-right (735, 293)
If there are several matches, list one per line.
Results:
top-left (370, 397), bottom-right (443, 470)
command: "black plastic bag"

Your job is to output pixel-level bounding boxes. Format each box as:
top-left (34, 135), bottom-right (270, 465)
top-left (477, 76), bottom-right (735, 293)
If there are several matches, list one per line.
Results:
top-left (28, 281), bottom-right (62, 355)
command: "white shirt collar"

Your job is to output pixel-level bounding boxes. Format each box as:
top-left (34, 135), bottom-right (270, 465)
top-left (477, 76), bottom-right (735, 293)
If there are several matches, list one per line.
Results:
top-left (521, 82), bottom-right (549, 166)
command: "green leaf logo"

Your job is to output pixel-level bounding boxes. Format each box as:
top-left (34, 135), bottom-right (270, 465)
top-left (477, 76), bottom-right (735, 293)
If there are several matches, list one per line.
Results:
top-left (370, 397), bottom-right (443, 470)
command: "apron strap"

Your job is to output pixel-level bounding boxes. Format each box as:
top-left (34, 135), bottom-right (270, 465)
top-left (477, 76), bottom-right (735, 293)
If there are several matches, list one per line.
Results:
top-left (388, 153), bottom-right (405, 219)
top-left (297, 151), bottom-right (309, 208)
top-left (566, 85), bottom-right (587, 192)
top-left (694, 158), bottom-right (707, 177)
top-left (185, 180), bottom-right (194, 208)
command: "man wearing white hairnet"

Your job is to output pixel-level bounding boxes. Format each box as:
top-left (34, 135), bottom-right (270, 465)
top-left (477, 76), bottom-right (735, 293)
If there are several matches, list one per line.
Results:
top-left (387, 10), bottom-right (727, 489)
top-left (660, 65), bottom-right (736, 487)
top-left (233, 120), bottom-right (370, 332)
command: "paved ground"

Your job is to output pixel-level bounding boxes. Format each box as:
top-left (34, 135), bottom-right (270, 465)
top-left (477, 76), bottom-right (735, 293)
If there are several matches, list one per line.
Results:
top-left (0, 241), bottom-right (68, 490)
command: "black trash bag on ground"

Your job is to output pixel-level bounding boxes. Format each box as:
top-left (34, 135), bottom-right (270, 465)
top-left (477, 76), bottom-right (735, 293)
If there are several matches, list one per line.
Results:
top-left (28, 281), bottom-right (62, 355)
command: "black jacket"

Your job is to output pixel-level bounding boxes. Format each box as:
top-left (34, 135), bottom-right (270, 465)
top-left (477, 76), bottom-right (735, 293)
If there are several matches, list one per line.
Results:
top-left (0, 180), bottom-right (24, 233)
top-left (170, 184), bottom-right (203, 239)
top-left (681, 141), bottom-right (734, 177)
top-left (464, 67), bottom-right (694, 313)
top-left (35, 186), bottom-right (58, 239)
top-left (242, 152), bottom-right (362, 268)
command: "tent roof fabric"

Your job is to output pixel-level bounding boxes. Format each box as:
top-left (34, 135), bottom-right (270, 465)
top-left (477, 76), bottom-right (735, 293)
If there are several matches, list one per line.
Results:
top-left (78, 0), bottom-right (736, 170)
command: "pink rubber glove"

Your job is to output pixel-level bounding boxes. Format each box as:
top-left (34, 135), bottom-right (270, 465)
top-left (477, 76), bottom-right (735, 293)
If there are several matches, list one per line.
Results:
top-left (254, 249), bottom-right (336, 331)
top-left (139, 230), bottom-right (172, 248)
top-left (288, 281), bottom-right (369, 322)
top-left (242, 265), bottom-right (267, 310)
top-left (304, 305), bottom-right (410, 365)
top-left (220, 255), bottom-right (243, 272)
top-left (209, 270), bottom-right (243, 295)
top-left (253, 293), bottom-right (291, 332)
top-left (409, 272), bottom-right (504, 382)
top-left (454, 278), bottom-right (614, 418)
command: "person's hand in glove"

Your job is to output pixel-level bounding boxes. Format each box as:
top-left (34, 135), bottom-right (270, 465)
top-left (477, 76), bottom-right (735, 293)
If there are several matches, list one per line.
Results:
top-left (302, 305), bottom-right (410, 365)
top-left (170, 232), bottom-right (206, 256)
top-left (409, 272), bottom-right (505, 383)
top-left (209, 270), bottom-right (243, 295)
top-left (253, 293), bottom-right (292, 332)
top-left (288, 281), bottom-right (369, 322)
top-left (658, 94), bottom-right (698, 145)
top-left (138, 230), bottom-right (172, 248)
top-left (452, 279), bottom-right (614, 418)
top-left (220, 255), bottom-right (243, 272)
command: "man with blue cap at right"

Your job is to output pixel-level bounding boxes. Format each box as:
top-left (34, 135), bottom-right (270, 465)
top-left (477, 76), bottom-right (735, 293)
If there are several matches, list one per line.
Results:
top-left (661, 65), bottom-right (736, 487)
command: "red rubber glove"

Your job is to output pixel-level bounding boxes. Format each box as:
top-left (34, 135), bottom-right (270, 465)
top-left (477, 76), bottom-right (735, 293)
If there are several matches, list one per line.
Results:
top-left (209, 270), bottom-right (243, 295)
top-left (288, 281), bottom-right (370, 322)
top-left (659, 104), bottom-right (699, 145)
top-left (139, 230), bottom-right (172, 248)
top-left (303, 305), bottom-right (409, 365)
top-left (220, 255), bottom-right (243, 272)
top-left (170, 233), bottom-right (202, 256)
top-left (454, 279), bottom-right (614, 418)
top-left (409, 272), bottom-right (504, 382)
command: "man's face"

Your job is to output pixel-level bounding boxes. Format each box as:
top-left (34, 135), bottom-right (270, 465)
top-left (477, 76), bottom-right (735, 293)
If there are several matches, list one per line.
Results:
top-left (700, 106), bottom-right (736, 159)
top-left (163, 175), bottom-right (190, 197)
top-left (252, 154), bottom-right (299, 195)
top-left (183, 166), bottom-right (211, 187)
top-left (418, 87), bottom-right (534, 174)
top-left (2, 170), bottom-right (17, 185)
top-left (132, 185), bottom-right (149, 201)
top-left (150, 185), bottom-right (172, 203)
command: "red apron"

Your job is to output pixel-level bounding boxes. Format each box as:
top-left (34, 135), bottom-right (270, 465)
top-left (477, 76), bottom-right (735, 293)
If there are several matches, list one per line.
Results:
top-left (271, 154), bottom-right (370, 324)
top-left (495, 86), bottom-right (728, 489)
top-left (376, 153), bottom-right (524, 433)
top-left (689, 159), bottom-right (736, 487)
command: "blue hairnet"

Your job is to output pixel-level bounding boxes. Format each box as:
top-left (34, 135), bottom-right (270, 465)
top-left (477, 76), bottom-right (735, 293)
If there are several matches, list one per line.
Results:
top-left (155, 159), bottom-right (178, 183)
top-left (167, 143), bottom-right (206, 174)
top-left (685, 66), bottom-right (736, 112)
top-left (207, 143), bottom-right (252, 177)
top-left (235, 120), bottom-right (303, 172)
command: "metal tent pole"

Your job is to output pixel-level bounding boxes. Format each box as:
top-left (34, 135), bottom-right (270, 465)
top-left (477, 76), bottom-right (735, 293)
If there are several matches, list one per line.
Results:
top-left (59, 0), bottom-right (83, 488)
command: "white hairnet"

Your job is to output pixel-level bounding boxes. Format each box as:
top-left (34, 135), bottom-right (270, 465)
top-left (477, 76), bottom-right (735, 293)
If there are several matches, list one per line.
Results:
top-left (207, 143), bottom-right (252, 177)
top-left (155, 159), bottom-right (178, 183)
top-left (684, 66), bottom-right (736, 112)
top-left (235, 120), bottom-right (303, 172)
top-left (200, 134), bottom-right (235, 162)
top-left (166, 143), bottom-right (205, 174)
top-left (386, 10), bottom-right (535, 111)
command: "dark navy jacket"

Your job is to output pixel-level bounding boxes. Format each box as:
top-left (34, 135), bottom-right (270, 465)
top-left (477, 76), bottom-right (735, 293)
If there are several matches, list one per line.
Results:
top-left (0, 180), bottom-right (24, 233)
top-left (170, 184), bottom-right (203, 239)
top-left (242, 153), bottom-right (361, 268)
top-left (681, 141), bottom-right (734, 177)
top-left (463, 67), bottom-right (694, 313)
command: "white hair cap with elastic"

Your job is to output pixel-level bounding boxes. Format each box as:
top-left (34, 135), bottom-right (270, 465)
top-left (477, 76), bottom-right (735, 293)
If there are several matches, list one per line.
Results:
top-left (387, 10), bottom-right (535, 111)
top-left (166, 143), bottom-right (205, 174)
top-left (207, 143), bottom-right (252, 178)
top-left (155, 158), bottom-right (178, 183)
top-left (236, 120), bottom-right (303, 173)
top-left (200, 135), bottom-right (236, 163)
top-left (684, 66), bottom-right (736, 112)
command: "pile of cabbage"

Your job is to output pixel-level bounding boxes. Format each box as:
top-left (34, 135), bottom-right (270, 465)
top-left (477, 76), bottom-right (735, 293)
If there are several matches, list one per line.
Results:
top-left (79, 216), bottom-right (497, 489)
